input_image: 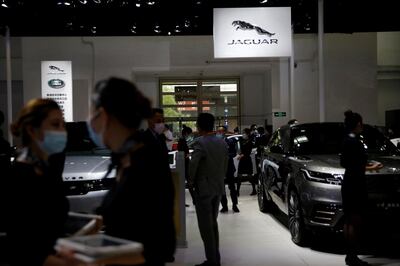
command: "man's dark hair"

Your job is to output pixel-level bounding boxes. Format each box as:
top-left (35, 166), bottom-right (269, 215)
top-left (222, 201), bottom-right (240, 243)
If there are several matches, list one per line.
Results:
top-left (182, 126), bottom-right (192, 136)
top-left (257, 126), bottom-right (265, 135)
top-left (288, 119), bottom-right (298, 125)
top-left (92, 77), bottom-right (152, 129)
top-left (197, 113), bottom-right (215, 132)
top-left (151, 108), bottom-right (164, 117)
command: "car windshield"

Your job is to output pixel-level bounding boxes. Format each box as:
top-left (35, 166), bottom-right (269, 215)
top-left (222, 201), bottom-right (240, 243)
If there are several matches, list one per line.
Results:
top-left (65, 122), bottom-right (110, 156)
top-left (291, 123), bottom-right (399, 156)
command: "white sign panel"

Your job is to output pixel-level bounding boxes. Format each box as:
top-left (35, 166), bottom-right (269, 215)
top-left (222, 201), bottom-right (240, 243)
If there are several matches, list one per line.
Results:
top-left (41, 61), bottom-right (73, 122)
top-left (213, 7), bottom-right (292, 58)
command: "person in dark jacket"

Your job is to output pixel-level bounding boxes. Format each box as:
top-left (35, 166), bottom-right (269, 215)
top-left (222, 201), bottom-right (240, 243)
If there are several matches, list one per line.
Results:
top-left (340, 110), bottom-right (382, 266)
top-left (88, 77), bottom-right (176, 266)
top-left (143, 108), bottom-right (169, 157)
top-left (217, 126), bottom-right (239, 213)
top-left (5, 99), bottom-right (74, 266)
top-left (237, 128), bottom-right (256, 196)
top-left (177, 125), bottom-right (195, 205)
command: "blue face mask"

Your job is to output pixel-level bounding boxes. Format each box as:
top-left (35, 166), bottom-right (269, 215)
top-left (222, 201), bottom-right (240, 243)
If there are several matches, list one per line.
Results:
top-left (86, 120), bottom-right (105, 148)
top-left (38, 130), bottom-right (67, 156)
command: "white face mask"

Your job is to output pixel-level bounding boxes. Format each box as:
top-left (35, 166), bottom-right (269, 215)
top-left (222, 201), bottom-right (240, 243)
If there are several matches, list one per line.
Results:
top-left (154, 123), bottom-right (165, 135)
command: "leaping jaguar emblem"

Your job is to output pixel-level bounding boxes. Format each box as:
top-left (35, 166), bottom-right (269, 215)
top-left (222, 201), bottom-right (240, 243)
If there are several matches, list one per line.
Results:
top-left (232, 20), bottom-right (275, 37)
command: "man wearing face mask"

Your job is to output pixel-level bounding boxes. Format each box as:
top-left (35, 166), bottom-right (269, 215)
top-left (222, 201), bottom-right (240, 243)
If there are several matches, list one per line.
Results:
top-left (143, 108), bottom-right (169, 157)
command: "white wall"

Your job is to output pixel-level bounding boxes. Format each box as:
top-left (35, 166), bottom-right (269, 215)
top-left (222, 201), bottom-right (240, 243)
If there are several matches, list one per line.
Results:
top-left (378, 79), bottom-right (400, 125)
top-left (324, 33), bottom-right (378, 124)
top-left (20, 36), bottom-right (272, 127)
top-left (378, 32), bottom-right (400, 66)
top-left (377, 32), bottom-right (400, 127)
top-left (4, 32), bottom-right (392, 132)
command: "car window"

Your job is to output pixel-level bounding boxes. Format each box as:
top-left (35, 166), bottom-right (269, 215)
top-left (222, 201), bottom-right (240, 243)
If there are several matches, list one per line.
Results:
top-left (65, 122), bottom-right (111, 156)
top-left (267, 131), bottom-right (283, 154)
top-left (361, 126), bottom-right (399, 156)
top-left (291, 123), bottom-right (399, 156)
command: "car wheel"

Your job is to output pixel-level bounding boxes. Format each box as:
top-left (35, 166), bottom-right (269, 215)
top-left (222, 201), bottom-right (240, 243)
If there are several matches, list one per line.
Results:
top-left (288, 189), bottom-right (309, 246)
top-left (257, 173), bottom-right (272, 213)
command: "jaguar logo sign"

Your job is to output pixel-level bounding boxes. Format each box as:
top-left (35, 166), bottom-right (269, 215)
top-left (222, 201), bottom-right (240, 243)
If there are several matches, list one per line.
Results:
top-left (228, 20), bottom-right (278, 46)
top-left (49, 65), bottom-right (65, 72)
top-left (232, 20), bottom-right (275, 36)
top-left (48, 79), bottom-right (65, 89)
top-left (213, 7), bottom-right (292, 58)
top-left (42, 61), bottom-right (73, 122)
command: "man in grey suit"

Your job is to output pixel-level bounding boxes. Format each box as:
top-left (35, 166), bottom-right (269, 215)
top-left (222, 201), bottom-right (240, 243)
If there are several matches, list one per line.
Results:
top-left (189, 113), bottom-right (228, 266)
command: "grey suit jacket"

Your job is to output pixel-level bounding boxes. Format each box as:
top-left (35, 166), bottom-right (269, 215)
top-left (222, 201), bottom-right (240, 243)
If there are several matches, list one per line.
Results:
top-left (189, 135), bottom-right (228, 197)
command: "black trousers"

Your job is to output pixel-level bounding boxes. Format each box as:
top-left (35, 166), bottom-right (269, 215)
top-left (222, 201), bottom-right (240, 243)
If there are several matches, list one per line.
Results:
top-left (221, 176), bottom-right (238, 208)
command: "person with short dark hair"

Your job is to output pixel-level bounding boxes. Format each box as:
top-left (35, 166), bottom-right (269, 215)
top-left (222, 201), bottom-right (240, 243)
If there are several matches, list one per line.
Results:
top-left (237, 128), bottom-right (256, 196)
top-left (340, 110), bottom-right (383, 266)
top-left (88, 77), bottom-right (176, 266)
top-left (189, 113), bottom-right (228, 266)
top-left (288, 119), bottom-right (298, 125)
top-left (143, 108), bottom-right (169, 156)
top-left (217, 126), bottom-right (239, 213)
top-left (177, 125), bottom-right (195, 205)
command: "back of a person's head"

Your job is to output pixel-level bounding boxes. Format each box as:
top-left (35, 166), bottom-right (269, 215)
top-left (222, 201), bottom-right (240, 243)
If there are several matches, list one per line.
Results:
top-left (218, 125), bottom-right (227, 132)
top-left (288, 119), bottom-right (298, 125)
top-left (182, 126), bottom-right (192, 136)
top-left (243, 128), bottom-right (251, 135)
top-left (197, 113), bottom-right (215, 132)
top-left (151, 108), bottom-right (164, 117)
top-left (344, 110), bottom-right (362, 131)
top-left (11, 98), bottom-right (60, 145)
top-left (257, 126), bottom-right (265, 135)
top-left (92, 77), bottom-right (152, 129)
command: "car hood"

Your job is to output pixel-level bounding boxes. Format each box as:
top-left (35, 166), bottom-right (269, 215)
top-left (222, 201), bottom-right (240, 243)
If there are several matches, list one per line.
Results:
top-left (290, 154), bottom-right (343, 174)
top-left (290, 154), bottom-right (400, 175)
top-left (63, 155), bottom-right (114, 181)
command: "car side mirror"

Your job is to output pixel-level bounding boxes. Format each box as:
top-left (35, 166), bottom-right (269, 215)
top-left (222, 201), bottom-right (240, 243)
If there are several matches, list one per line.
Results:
top-left (270, 145), bottom-right (284, 154)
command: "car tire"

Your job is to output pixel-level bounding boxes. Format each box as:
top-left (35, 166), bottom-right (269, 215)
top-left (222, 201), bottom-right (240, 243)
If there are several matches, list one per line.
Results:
top-left (288, 189), bottom-right (309, 246)
top-left (257, 173), bottom-right (273, 213)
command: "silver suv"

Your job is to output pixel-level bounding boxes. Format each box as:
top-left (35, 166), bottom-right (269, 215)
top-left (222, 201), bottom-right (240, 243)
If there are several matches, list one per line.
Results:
top-left (258, 122), bottom-right (400, 245)
top-left (63, 122), bottom-right (116, 214)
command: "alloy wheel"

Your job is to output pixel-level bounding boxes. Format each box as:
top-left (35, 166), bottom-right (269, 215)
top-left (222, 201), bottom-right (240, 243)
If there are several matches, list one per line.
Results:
top-left (288, 190), bottom-right (303, 245)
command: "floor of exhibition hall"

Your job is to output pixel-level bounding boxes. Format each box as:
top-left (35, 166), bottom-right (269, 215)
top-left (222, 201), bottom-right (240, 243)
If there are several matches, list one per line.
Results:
top-left (169, 184), bottom-right (400, 266)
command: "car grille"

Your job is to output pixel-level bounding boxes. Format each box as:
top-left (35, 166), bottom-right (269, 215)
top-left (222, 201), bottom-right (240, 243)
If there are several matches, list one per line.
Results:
top-left (310, 204), bottom-right (342, 226)
top-left (64, 178), bottom-right (116, 195)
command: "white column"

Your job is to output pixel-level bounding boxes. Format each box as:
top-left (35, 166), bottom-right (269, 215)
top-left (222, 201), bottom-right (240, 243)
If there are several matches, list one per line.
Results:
top-left (290, 29), bottom-right (295, 119)
top-left (5, 26), bottom-right (13, 145)
top-left (318, 0), bottom-right (325, 122)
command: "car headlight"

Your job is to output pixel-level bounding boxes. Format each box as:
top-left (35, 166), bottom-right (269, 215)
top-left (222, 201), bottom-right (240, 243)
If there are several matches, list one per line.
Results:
top-left (301, 169), bottom-right (343, 185)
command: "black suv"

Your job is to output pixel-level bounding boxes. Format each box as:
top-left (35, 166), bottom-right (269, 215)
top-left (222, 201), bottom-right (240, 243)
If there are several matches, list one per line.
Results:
top-left (257, 122), bottom-right (400, 245)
